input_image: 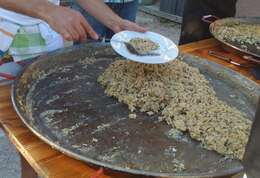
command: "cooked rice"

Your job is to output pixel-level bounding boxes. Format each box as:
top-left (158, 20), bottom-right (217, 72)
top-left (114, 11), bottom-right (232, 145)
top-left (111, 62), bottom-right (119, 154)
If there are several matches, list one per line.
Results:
top-left (98, 59), bottom-right (251, 160)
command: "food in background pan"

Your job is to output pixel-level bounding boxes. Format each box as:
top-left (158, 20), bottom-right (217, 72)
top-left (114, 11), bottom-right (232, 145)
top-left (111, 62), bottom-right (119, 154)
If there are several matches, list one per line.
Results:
top-left (213, 18), bottom-right (260, 52)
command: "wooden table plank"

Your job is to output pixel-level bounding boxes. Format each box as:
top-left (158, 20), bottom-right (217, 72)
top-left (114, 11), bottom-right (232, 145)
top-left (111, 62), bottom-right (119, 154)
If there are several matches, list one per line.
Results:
top-left (39, 155), bottom-right (108, 178)
top-left (180, 39), bottom-right (259, 84)
top-left (0, 39), bottom-right (258, 178)
top-left (21, 155), bottom-right (38, 178)
top-left (179, 38), bottom-right (221, 52)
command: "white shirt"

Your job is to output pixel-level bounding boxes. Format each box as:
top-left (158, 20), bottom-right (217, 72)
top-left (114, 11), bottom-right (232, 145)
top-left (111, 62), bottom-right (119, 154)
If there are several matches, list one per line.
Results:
top-left (0, 0), bottom-right (63, 54)
top-left (0, 0), bottom-right (60, 26)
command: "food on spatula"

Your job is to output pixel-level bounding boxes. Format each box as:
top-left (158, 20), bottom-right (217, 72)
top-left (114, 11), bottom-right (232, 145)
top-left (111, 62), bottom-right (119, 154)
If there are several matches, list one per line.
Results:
top-left (128, 38), bottom-right (159, 55)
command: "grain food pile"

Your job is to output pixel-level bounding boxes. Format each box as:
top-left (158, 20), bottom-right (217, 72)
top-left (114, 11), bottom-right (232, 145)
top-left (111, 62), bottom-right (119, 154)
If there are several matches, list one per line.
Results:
top-left (129, 38), bottom-right (159, 54)
top-left (214, 19), bottom-right (260, 51)
top-left (98, 59), bottom-right (252, 160)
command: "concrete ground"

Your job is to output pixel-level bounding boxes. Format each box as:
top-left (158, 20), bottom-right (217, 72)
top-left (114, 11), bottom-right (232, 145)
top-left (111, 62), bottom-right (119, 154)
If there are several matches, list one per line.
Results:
top-left (0, 128), bottom-right (21, 178)
top-left (136, 11), bottom-right (181, 44)
top-left (0, 11), bottom-right (181, 178)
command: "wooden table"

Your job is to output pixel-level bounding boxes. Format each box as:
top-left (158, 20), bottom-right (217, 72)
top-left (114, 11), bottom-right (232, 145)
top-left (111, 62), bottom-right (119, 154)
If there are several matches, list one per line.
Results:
top-left (0, 39), bottom-right (258, 178)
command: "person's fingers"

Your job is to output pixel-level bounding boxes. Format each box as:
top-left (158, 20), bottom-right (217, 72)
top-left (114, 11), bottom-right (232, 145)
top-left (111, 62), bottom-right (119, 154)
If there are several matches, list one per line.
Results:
top-left (111, 25), bottom-right (122, 33)
top-left (133, 25), bottom-right (148, 32)
top-left (67, 26), bottom-right (80, 41)
top-left (73, 24), bottom-right (86, 42)
top-left (72, 12), bottom-right (87, 42)
top-left (128, 22), bottom-right (148, 32)
top-left (78, 26), bottom-right (87, 42)
top-left (80, 17), bottom-right (98, 40)
top-left (65, 26), bottom-right (78, 41)
top-left (123, 20), bottom-right (148, 32)
top-left (59, 29), bottom-right (72, 41)
top-left (46, 6), bottom-right (96, 41)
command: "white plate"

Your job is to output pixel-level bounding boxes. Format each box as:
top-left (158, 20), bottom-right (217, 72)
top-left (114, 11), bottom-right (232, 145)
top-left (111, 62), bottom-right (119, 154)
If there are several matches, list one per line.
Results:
top-left (110, 31), bottom-right (179, 64)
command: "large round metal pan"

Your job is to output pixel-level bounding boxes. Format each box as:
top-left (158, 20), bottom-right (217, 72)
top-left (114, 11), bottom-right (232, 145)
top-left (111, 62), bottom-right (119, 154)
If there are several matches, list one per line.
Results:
top-left (12, 43), bottom-right (260, 178)
top-left (209, 17), bottom-right (260, 59)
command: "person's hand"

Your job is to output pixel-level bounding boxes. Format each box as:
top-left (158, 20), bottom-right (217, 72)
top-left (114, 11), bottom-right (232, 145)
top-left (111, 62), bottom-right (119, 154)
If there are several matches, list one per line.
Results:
top-left (109, 19), bottom-right (148, 33)
top-left (44, 6), bottom-right (98, 41)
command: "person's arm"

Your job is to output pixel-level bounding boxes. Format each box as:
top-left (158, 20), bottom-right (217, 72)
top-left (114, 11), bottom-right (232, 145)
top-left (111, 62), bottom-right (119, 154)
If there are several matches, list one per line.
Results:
top-left (0, 0), bottom-right (98, 41)
top-left (76, 0), bottom-right (147, 33)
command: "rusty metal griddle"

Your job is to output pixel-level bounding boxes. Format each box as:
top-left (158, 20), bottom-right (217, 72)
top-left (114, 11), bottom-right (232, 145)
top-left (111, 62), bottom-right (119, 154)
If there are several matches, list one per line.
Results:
top-left (12, 43), bottom-right (260, 178)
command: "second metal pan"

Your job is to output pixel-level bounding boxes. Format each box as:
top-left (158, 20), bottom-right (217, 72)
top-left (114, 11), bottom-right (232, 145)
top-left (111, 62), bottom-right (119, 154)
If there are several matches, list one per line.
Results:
top-left (204, 16), bottom-right (260, 62)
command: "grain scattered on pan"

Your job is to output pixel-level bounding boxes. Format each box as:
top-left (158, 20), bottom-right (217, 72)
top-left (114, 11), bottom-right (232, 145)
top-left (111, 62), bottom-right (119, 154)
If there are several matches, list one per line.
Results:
top-left (98, 58), bottom-right (252, 161)
top-left (129, 113), bottom-right (137, 119)
top-left (129, 38), bottom-right (159, 55)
